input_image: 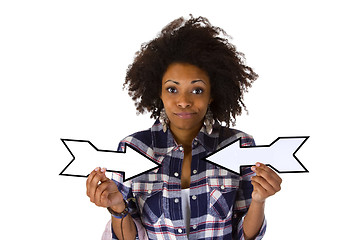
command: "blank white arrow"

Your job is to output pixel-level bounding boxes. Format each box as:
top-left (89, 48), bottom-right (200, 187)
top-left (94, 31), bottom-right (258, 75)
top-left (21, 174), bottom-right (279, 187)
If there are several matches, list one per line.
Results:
top-left (204, 137), bottom-right (309, 174)
top-left (60, 139), bottom-right (161, 181)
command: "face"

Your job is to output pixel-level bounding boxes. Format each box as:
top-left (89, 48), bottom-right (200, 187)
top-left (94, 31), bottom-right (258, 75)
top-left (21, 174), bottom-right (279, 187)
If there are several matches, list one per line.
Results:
top-left (160, 62), bottom-right (212, 135)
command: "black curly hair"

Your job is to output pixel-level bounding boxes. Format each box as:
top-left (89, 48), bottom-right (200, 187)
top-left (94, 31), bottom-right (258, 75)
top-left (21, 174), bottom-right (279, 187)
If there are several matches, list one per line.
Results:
top-left (124, 16), bottom-right (258, 127)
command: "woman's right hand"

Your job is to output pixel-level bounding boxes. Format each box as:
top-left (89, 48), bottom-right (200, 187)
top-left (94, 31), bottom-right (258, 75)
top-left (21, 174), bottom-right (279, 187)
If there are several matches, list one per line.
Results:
top-left (86, 167), bottom-right (125, 212)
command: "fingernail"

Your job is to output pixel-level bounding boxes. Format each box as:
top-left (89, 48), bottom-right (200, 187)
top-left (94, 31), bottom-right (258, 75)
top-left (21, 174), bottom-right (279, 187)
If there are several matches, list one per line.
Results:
top-left (256, 163), bottom-right (261, 167)
top-left (251, 166), bottom-right (256, 172)
top-left (95, 167), bottom-right (100, 171)
top-left (101, 167), bottom-right (107, 173)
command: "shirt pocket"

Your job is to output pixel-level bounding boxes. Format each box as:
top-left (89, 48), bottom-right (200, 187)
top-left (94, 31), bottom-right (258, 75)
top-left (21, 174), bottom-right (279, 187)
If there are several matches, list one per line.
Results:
top-left (207, 176), bottom-right (240, 220)
top-left (132, 181), bottom-right (164, 224)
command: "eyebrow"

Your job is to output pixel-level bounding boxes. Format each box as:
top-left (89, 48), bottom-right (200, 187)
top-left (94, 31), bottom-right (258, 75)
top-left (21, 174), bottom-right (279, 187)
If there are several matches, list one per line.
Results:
top-left (164, 79), bottom-right (207, 85)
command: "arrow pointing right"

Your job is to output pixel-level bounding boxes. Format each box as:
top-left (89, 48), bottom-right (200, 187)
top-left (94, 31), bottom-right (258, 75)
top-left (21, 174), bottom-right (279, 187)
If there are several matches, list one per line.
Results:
top-left (60, 139), bottom-right (161, 181)
top-left (204, 136), bottom-right (309, 175)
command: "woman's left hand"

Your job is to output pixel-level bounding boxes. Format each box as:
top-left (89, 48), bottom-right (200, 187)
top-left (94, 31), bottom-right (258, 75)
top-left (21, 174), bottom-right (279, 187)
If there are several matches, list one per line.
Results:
top-left (250, 162), bottom-right (282, 203)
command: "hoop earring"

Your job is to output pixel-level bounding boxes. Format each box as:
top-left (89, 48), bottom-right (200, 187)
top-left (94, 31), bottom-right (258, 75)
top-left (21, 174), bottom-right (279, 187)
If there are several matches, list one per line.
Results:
top-left (204, 107), bottom-right (214, 135)
top-left (159, 108), bottom-right (169, 133)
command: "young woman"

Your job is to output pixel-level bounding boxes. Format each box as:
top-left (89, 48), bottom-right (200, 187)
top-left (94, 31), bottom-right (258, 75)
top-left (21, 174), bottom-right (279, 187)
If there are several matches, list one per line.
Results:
top-left (86, 16), bottom-right (282, 240)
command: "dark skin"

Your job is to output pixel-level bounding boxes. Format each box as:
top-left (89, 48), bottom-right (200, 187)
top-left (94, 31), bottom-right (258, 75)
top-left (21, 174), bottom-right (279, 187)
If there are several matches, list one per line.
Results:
top-left (86, 168), bottom-right (136, 240)
top-left (160, 63), bottom-right (213, 189)
top-left (86, 63), bottom-right (282, 240)
top-left (181, 148), bottom-right (192, 188)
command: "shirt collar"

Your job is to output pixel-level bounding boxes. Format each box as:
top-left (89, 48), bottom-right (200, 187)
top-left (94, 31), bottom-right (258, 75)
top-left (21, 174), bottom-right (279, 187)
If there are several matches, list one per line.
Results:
top-left (150, 119), bottom-right (220, 155)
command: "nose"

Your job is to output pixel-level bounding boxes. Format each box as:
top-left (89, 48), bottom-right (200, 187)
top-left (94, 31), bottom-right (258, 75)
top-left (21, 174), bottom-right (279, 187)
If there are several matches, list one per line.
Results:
top-left (177, 93), bottom-right (192, 108)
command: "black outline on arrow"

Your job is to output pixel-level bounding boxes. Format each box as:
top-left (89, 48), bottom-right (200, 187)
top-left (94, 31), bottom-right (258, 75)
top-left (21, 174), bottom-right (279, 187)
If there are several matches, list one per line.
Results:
top-left (59, 139), bottom-right (161, 181)
top-left (202, 136), bottom-right (309, 176)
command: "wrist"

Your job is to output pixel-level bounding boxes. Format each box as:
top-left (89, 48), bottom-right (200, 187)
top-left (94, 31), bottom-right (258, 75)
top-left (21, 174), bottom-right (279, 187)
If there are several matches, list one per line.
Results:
top-left (108, 200), bottom-right (129, 219)
top-left (110, 200), bottom-right (126, 213)
top-left (251, 199), bottom-right (266, 208)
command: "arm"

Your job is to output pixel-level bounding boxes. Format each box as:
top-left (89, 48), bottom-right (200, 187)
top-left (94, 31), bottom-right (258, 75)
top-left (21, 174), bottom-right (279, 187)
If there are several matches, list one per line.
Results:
top-left (242, 163), bottom-right (282, 240)
top-left (242, 199), bottom-right (265, 240)
top-left (86, 168), bottom-right (137, 240)
top-left (110, 202), bottom-right (137, 240)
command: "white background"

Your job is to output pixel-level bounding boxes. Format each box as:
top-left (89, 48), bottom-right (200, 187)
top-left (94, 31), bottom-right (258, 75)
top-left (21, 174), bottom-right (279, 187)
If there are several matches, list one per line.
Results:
top-left (1, 0), bottom-right (359, 239)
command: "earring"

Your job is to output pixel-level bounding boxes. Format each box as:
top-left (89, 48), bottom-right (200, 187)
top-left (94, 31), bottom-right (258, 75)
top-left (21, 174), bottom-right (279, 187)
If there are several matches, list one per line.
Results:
top-left (204, 107), bottom-right (214, 135)
top-left (159, 108), bottom-right (169, 133)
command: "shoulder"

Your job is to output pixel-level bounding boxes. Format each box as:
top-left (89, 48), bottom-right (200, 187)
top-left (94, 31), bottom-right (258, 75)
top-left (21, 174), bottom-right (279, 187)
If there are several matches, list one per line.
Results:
top-left (117, 128), bottom-right (153, 152)
top-left (113, 127), bottom-right (155, 183)
top-left (216, 124), bottom-right (255, 149)
top-left (214, 125), bottom-right (256, 176)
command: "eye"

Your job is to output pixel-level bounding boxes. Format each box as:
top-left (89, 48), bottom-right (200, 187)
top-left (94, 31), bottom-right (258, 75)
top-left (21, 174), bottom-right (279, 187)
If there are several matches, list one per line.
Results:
top-left (192, 88), bottom-right (204, 94)
top-left (166, 87), bottom-right (177, 94)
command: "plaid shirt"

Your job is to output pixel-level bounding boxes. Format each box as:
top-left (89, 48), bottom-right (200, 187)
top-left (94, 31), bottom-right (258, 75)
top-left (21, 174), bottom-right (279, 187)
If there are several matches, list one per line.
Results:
top-left (111, 120), bottom-right (266, 240)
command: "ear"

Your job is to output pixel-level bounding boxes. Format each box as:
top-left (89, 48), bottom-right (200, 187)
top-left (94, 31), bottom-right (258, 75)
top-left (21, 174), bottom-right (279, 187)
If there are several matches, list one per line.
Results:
top-left (209, 97), bottom-right (213, 105)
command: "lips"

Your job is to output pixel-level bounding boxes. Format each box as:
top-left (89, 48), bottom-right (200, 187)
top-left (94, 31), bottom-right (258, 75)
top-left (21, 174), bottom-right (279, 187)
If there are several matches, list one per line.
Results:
top-left (174, 112), bottom-right (196, 119)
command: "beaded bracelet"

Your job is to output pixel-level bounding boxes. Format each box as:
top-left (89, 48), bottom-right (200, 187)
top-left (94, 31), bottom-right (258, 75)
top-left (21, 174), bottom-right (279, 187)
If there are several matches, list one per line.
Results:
top-left (107, 200), bottom-right (129, 219)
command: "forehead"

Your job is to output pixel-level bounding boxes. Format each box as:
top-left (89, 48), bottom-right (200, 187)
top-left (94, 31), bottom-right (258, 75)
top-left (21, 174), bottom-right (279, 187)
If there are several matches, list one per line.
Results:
top-left (162, 62), bottom-right (210, 84)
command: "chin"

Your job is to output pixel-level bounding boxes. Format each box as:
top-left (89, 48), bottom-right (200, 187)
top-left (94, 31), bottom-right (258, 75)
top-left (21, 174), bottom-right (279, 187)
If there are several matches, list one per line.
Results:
top-left (170, 119), bottom-right (203, 131)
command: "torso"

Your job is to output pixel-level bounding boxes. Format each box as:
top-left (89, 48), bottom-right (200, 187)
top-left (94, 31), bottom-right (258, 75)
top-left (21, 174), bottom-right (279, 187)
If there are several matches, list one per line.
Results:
top-left (181, 147), bottom-right (192, 189)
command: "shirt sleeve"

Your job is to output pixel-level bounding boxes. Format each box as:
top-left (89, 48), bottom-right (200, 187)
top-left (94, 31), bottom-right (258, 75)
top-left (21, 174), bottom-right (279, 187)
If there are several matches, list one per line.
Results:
top-left (108, 139), bottom-right (148, 240)
top-left (109, 172), bottom-right (148, 240)
top-left (232, 137), bottom-right (267, 239)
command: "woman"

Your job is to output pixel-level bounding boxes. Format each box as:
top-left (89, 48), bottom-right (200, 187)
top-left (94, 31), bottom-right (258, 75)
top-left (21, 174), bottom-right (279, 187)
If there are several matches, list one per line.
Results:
top-left (86, 16), bottom-right (282, 240)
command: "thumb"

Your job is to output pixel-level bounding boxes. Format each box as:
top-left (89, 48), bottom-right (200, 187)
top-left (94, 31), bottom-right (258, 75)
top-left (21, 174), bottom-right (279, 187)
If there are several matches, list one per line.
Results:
top-left (98, 167), bottom-right (110, 183)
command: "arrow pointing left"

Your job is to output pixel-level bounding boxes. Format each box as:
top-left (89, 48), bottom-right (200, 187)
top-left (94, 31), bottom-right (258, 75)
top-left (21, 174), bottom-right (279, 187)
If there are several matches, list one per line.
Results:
top-left (60, 139), bottom-right (161, 181)
top-left (203, 136), bottom-right (309, 175)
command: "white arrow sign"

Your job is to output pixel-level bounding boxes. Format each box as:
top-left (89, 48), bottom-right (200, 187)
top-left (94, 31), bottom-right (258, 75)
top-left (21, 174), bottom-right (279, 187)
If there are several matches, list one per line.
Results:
top-left (60, 139), bottom-right (161, 181)
top-left (204, 136), bottom-right (309, 175)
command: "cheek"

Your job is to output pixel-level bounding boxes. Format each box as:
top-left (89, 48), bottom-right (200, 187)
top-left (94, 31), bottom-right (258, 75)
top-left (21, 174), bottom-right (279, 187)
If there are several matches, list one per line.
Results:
top-left (201, 105), bottom-right (209, 117)
top-left (201, 94), bottom-right (212, 109)
top-left (161, 100), bottom-right (174, 117)
top-left (198, 100), bottom-right (211, 116)
top-left (161, 96), bottom-right (172, 109)
top-left (160, 91), bottom-right (169, 106)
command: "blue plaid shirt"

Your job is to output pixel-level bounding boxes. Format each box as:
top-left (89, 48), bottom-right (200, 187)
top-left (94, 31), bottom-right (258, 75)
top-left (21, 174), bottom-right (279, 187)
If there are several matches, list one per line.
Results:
top-left (111, 120), bottom-right (266, 240)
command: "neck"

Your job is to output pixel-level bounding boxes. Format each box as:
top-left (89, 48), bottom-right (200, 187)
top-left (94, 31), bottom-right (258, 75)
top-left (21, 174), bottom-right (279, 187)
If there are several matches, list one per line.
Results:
top-left (169, 123), bottom-right (202, 149)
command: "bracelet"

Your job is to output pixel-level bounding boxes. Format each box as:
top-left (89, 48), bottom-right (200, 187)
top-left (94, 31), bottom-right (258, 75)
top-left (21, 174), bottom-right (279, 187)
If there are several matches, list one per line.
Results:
top-left (107, 200), bottom-right (129, 219)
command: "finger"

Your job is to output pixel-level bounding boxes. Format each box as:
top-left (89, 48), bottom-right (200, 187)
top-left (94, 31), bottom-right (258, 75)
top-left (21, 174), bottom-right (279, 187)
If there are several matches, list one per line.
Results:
top-left (251, 176), bottom-right (276, 195)
top-left (94, 180), bottom-right (111, 207)
top-left (88, 169), bottom-right (109, 202)
top-left (255, 162), bottom-right (282, 184)
top-left (93, 169), bottom-right (111, 205)
top-left (98, 178), bottom-right (124, 208)
top-left (251, 179), bottom-right (267, 196)
top-left (256, 169), bottom-right (281, 192)
top-left (86, 167), bottom-right (100, 197)
top-left (100, 188), bottom-right (110, 207)
top-left (252, 164), bottom-right (282, 190)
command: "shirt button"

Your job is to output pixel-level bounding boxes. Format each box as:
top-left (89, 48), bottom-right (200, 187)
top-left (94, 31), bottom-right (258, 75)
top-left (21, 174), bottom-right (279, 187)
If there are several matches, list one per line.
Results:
top-left (179, 146), bottom-right (183, 151)
top-left (178, 228), bottom-right (183, 233)
top-left (192, 195), bottom-right (197, 200)
top-left (220, 185), bottom-right (225, 190)
top-left (174, 198), bottom-right (179, 203)
top-left (147, 189), bottom-right (152, 194)
top-left (192, 169), bottom-right (197, 174)
top-left (174, 172), bottom-right (179, 177)
top-left (192, 225), bottom-right (197, 230)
